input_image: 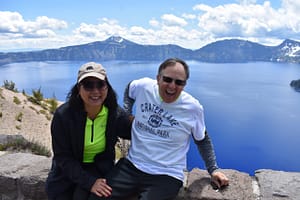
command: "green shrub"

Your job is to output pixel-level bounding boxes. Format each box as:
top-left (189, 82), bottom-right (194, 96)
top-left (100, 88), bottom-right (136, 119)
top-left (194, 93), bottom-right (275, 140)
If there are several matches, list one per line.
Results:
top-left (15, 112), bottom-right (23, 122)
top-left (3, 80), bottom-right (18, 92)
top-left (32, 87), bottom-right (43, 102)
top-left (0, 137), bottom-right (51, 157)
top-left (45, 114), bottom-right (52, 121)
top-left (27, 87), bottom-right (44, 105)
top-left (46, 97), bottom-right (58, 114)
top-left (13, 96), bottom-right (21, 105)
top-left (0, 88), bottom-right (4, 99)
top-left (39, 109), bottom-right (47, 115)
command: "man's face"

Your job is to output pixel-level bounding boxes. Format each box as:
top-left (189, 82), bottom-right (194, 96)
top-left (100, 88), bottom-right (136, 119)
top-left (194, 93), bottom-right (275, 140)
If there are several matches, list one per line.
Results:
top-left (156, 62), bottom-right (187, 103)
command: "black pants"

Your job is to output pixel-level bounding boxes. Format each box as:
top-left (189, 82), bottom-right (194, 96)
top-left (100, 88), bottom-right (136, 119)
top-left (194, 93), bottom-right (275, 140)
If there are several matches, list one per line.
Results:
top-left (89, 158), bottom-right (183, 200)
top-left (49, 163), bottom-right (101, 200)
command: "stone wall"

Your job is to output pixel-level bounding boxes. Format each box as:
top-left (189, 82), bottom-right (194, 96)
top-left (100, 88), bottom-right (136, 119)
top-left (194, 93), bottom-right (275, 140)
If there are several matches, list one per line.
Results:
top-left (1, 152), bottom-right (300, 200)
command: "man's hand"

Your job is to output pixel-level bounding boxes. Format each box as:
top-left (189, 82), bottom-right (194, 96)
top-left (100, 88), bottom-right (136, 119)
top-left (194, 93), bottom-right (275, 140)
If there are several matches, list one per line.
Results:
top-left (90, 178), bottom-right (112, 197)
top-left (211, 171), bottom-right (229, 189)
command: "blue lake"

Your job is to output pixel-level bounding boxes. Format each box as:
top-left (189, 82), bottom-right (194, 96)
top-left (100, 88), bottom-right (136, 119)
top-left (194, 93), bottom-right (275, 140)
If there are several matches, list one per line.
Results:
top-left (1, 60), bottom-right (300, 175)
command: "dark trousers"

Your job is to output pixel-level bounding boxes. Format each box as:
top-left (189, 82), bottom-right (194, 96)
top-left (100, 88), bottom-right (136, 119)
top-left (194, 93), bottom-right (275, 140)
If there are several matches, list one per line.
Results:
top-left (48, 186), bottom-right (90, 200)
top-left (47, 186), bottom-right (74, 200)
top-left (48, 163), bottom-right (100, 200)
top-left (48, 186), bottom-right (89, 200)
top-left (89, 158), bottom-right (183, 200)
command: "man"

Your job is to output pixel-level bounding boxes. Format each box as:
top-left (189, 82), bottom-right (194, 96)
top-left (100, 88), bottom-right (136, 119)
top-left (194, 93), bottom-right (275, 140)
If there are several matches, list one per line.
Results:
top-left (89, 58), bottom-right (229, 200)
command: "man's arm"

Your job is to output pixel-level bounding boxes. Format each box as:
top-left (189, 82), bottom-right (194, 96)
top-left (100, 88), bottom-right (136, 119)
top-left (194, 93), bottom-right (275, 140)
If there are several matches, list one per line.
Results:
top-left (123, 81), bottom-right (135, 114)
top-left (193, 130), bottom-right (219, 175)
top-left (194, 130), bottom-right (229, 188)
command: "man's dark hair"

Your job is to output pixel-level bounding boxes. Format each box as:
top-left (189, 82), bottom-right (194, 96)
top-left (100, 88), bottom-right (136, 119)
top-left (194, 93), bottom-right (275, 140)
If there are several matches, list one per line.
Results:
top-left (158, 58), bottom-right (190, 80)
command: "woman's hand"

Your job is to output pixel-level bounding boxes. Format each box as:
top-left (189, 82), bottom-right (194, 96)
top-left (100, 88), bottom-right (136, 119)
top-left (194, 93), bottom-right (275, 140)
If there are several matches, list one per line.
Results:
top-left (90, 178), bottom-right (112, 197)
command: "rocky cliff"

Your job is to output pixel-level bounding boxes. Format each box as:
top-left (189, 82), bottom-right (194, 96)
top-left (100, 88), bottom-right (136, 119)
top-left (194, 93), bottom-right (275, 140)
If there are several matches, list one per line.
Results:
top-left (0, 150), bottom-right (300, 200)
top-left (1, 135), bottom-right (300, 200)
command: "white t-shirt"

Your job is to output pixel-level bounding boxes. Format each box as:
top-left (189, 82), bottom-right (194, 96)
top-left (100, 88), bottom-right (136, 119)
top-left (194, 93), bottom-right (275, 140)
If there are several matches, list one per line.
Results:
top-left (126, 77), bottom-right (206, 181)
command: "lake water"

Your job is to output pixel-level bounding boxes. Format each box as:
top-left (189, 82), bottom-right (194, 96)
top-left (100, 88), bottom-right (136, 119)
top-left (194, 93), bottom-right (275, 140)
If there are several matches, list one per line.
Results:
top-left (1, 60), bottom-right (300, 175)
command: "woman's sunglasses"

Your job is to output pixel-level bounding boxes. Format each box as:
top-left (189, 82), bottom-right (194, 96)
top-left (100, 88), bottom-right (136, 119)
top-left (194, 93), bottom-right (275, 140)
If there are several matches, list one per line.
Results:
top-left (162, 76), bottom-right (186, 86)
top-left (80, 80), bottom-right (107, 91)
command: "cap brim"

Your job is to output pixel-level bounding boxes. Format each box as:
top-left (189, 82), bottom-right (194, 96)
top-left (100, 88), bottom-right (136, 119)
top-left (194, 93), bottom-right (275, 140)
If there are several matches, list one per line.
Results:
top-left (78, 72), bottom-right (106, 83)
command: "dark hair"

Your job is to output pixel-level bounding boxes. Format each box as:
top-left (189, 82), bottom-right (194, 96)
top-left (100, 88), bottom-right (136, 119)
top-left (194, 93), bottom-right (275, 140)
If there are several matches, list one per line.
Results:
top-left (158, 58), bottom-right (190, 80)
top-left (67, 77), bottom-right (118, 111)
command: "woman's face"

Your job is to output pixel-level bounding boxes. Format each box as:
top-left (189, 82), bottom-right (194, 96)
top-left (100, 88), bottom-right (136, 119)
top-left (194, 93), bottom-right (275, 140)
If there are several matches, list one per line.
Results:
top-left (79, 77), bottom-right (108, 109)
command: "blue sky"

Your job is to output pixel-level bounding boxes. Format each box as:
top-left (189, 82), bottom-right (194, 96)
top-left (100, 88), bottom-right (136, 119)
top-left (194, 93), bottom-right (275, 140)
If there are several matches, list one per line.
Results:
top-left (1, 0), bottom-right (298, 51)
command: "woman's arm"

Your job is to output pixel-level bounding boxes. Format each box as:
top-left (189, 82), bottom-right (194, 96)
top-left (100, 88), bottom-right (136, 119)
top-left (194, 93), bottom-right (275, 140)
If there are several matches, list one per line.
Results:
top-left (51, 109), bottom-right (97, 191)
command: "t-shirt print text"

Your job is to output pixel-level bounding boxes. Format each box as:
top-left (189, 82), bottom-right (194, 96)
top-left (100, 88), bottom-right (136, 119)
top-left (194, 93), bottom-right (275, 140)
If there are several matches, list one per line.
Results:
top-left (140, 102), bottom-right (179, 126)
top-left (136, 102), bottom-right (180, 139)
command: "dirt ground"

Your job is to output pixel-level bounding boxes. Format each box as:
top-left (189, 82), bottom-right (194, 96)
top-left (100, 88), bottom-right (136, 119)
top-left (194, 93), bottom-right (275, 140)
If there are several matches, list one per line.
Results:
top-left (0, 87), bottom-right (55, 151)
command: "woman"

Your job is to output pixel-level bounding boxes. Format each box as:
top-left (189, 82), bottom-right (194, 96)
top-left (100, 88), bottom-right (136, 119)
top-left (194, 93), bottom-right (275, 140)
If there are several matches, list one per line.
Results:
top-left (46, 62), bottom-right (132, 200)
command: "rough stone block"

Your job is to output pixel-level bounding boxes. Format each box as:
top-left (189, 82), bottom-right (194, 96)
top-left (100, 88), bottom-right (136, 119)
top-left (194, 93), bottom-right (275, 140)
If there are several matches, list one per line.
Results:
top-left (255, 169), bottom-right (300, 200)
top-left (176, 168), bottom-right (257, 200)
top-left (0, 152), bottom-right (51, 200)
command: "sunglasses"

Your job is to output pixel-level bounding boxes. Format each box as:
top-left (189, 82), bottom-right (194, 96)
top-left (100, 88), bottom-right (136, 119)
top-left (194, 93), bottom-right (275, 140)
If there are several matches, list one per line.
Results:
top-left (162, 76), bottom-right (186, 86)
top-left (80, 80), bottom-right (107, 91)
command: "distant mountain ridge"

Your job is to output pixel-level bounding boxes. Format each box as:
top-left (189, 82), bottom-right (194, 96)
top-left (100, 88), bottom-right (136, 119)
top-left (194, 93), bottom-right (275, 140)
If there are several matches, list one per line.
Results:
top-left (0, 36), bottom-right (300, 65)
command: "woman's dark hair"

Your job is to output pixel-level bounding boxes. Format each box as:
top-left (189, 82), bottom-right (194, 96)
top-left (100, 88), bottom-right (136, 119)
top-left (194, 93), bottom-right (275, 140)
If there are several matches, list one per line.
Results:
top-left (158, 58), bottom-right (190, 80)
top-left (67, 77), bottom-right (118, 111)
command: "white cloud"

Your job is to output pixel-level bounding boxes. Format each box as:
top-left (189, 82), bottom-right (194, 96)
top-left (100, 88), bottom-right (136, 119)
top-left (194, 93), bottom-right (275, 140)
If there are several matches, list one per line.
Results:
top-left (161, 14), bottom-right (187, 27)
top-left (0, 11), bottom-right (69, 50)
top-left (130, 26), bottom-right (148, 36)
top-left (1, 1), bottom-right (300, 51)
top-left (73, 18), bottom-right (127, 40)
top-left (238, 0), bottom-right (257, 5)
top-left (193, 1), bottom-right (300, 44)
top-left (149, 19), bottom-right (160, 27)
top-left (182, 13), bottom-right (197, 20)
top-left (282, 0), bottom-right (300, 13)
top-left (0, 11), bottom-right (23, 33)
top-left (280, 0), bottom-right (300, 33)
top-left (0, 11), bottom-right (67, 38)
top-left (35, 16), bottom-right (67, 30)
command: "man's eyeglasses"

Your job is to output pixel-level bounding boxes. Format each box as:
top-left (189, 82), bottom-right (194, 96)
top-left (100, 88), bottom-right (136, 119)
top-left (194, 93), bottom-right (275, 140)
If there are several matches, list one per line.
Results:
top-left (162, 76), bottom-right (186, 86)
top-left (80, 80), bottom-right (107, 91)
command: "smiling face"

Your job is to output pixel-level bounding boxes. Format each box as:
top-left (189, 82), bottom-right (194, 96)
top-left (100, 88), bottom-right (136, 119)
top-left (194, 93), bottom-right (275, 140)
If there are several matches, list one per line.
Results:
top-left (156, 62), bottom-right (187, 103)
top-left (79, 77), bottom-right (108, 111)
